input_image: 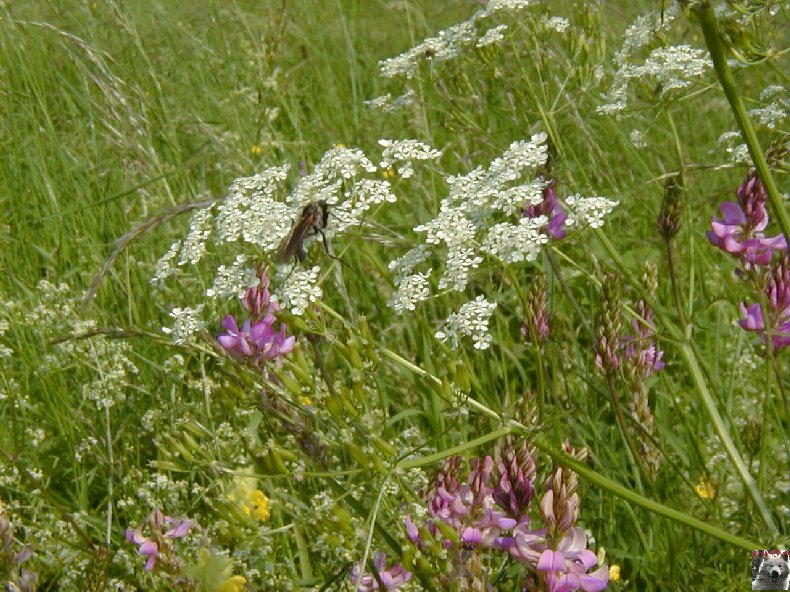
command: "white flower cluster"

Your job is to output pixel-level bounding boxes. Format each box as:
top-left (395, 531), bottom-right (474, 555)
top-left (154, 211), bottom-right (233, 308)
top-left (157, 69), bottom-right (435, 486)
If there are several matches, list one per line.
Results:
top-left (214, 164), bottom-right (293, 250)
top-left (483, 216), bottom-right (549, 263)
top-left (748, 85), bottom-right (788, 129)
top-left (153, 140), bottom-right (440, 332)
top-left (379, 138), bottom-right (442, 178)
top-left (565, 195), bottom-right (619, 229)
top-left (162, 305), bottom-right (205, 344)
top-left (477, 24), bottom-right (508, 48)
top-left (205, 254), bottom-right (257, 299)
top-left (598, 6), bottom-right (713, 115)
top-left (276, 266), bottom-right (322, 316)
top-left (411, 133), bottom-right (550, 293)
top-left (364, 89), bottom-right (417, 113)
top-left (0, 320), bottom-right (12, 359)
top-left (378, 0), bottom-right (535, 79)
top-left (178, 206), bottom-right (213, 266)
top-left (388, 269), bottom-right (432, 313)
top-left (718, 131), bottom-right (752, 165)
top-left (435, 295), bottom-right (498, 350)
top-left (541, 16), bottom-right (570, 33)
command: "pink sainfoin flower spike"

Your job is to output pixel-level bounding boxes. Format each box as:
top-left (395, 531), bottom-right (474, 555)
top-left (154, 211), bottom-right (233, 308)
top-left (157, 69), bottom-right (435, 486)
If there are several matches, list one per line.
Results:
top-left (217, 272), bottom-right (295, 364)
top-left (707, 170), bottom-right (786, 267)
top-left (125, 509), bottom-right (191, 572)
top-left (350, 552), bottom-right (412, 591)
top-left (740, 256), bottom-right (790, 351)
top-left (524, 181), bottom-right (568, 240)
top-left (622, 300), bottom-right (664, 379)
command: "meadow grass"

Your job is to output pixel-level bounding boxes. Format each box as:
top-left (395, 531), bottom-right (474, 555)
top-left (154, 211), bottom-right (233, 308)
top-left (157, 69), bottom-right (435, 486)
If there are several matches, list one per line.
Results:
top-left (1, 1), bottom-right (788, 590)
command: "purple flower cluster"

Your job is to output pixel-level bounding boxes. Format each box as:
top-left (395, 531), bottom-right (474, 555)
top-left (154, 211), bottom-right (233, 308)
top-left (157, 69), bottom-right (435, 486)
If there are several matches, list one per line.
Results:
top-left (217, 272), bottom-right (295, 364)
top-left (622, 300), bottom-right (665, 379)
top-left (525, 181), bottom-right (568, 240)
top-left (707, 170), bottom-right (786, 268)
top-left (125, 509), bottom-right (191, 572)
top-left (350, 552), bottom-right (412, 591)
top-left (402, 440), bottom-right (608, 592)
top-left (707, 170), bottom-right (790, 351)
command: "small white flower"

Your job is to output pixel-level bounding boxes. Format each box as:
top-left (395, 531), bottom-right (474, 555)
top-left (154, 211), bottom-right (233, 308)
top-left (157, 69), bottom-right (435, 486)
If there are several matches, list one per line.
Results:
top-left (482, 216), bottom-right (549, 263)
top-left (435, 295), bottom-right (497, 350)
top-left (388, 245), bottom-right (432, 281)
top-left (389, 269), bottom-right (432, 313)
top-left (476, 25), bottom-right (508, 48)
top-left (162, 305), bottom-right (205, 344)
top-left (277, 266), bottom-right (322, 315)
top-left (365, 90), bottom-right (418, 113)
top-left (629, 129), bottom-right (647, 148)
top-left (378, 139), bottom-right (442, 178)
top-left (541, 16), bottom-right (570, 33)
top-left (206, 255), bottom-right (257, 300)
top-left (178, 206), bottom-right (213, 266)
top-left (565, 195), bottom-right (619, 229)
top-left (151, 241), bottom-right (181, 285)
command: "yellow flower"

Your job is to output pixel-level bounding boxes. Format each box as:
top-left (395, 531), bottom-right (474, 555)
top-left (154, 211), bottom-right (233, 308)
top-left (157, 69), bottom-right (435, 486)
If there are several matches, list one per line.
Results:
top-left (695, 475), bottom-right (716, 500)
top-left (250, 145), bottom-right (263, 156)
top-left (219, 575), bottom-right (247, 592)
top-left (298, 395), bottom-right (312, 407)
top-left (609, 564), bottom-right (621, 582)
top-left (334, 143), bottom-right (346, 148)
top-left (251, 489), bottom-right (271, 522)
top-left (381, 168), bottom-right (395, 178)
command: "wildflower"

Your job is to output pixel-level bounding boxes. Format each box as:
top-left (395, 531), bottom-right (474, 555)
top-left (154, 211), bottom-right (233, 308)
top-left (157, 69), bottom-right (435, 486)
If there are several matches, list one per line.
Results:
top-left (493, 439), bottom-right (537, 525)
top-left (694, 475), bottom-right (716, 500)
top-left (511, 527), bottom-right (609, 592)
top-left (740, 257), bottom-right (790, 351)
top-left (565, 195), bottom-right (618, 229)
top-left (350, 552), bottom-right (412, 591)
top-left (707, 170), bottom-right (786, 267)
top-left (250, 145), bottom-right (262, 155)
top-left (276, 266), bottom-right (322, 316)
top-left (125, 509), bottom-right (191, 571)
top-left (622, 300), bottom-right (664, 380)
top-left (524, 182), bottom-right (568, 240)
top-left (594, 275), bottom-right (622, 375)
top-left (162, 305), bottom-right (205, 344)
top-left (435, 295), bottom-right (497, 350)
top-left (217, 314), bottom-right (295, 362)
top-left (657, 174), bottom-right (683, 240)
top-left (522, 271), bottom-right (550, 343)
top-left (219, 575), bottom-right (247, 592)
top-left (609, 564), bottom-right (621, 582)
top-left (419, 456), bottom-right (517, 550)
top-left (389, 269), bottom-right (432, 313)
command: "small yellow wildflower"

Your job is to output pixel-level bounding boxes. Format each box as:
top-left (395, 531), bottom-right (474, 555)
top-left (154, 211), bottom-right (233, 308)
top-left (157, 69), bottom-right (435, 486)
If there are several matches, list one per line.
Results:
top-left (219, 575), bottom-right (247, 592)
top-left (298, 395), bottom-right (312, 407)
top-left (381, 168), bottom-right (395, 178)
top-left (250, 145), bottom-right (263, 156)
top-left (609, 564), bottom-right (621, 582)
top-left (334, 143), bottom-right (346, 148)
top-left (251, 489), bottom-right (271, 522)
top-left (695, 475), bottom-right (716, 500)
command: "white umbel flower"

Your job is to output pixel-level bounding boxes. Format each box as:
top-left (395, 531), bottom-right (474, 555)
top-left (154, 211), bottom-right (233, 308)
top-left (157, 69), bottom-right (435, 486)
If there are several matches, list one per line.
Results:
top-left (277, 266), bottom-right (322, 316)
top-left (206, 255), bottom-right (257, 300)
top-left (565, 195), bottom-right (619, 229)
top-left (389, 269), bottom-right (432, 313)
top-left (162, 305), bottom-right (205, 344)
top-left (435, 295), bottom-right (498, 350)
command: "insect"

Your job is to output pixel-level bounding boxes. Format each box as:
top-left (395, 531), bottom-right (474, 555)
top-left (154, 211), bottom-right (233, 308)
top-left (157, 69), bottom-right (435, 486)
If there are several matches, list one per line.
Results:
top-left (275, 200), bottom-right (331, 264)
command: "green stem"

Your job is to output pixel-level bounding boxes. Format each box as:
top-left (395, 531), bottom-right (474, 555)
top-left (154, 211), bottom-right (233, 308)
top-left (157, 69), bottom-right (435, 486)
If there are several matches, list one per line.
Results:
top-left (605, 374), bottom-right (649, 489)
top-left (398, 427), bottom-right (513, 470)
top-left (693, 1), bottom-right (790, 240)
top-left (293, 525), bottom-right (314, 582)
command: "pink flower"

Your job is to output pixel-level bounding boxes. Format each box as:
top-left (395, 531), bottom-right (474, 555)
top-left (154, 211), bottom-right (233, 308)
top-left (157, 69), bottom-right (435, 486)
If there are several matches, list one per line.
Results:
top-left (350, 552), bottom-right (412, 591)
top-left (125, 510), bottom-right (191, 571)
top-left (707, 170), bottom-right (786, 267)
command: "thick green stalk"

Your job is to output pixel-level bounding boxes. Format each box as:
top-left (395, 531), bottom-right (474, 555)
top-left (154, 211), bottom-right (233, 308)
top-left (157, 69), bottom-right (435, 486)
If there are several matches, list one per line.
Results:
top-left (693, 1), bottom-right (790, 241)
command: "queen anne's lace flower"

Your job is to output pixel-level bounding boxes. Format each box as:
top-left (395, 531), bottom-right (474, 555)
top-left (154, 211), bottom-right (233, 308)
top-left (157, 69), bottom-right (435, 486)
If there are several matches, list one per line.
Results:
top-left (435, 296), bottom-right (498, 350)
top-left (178, 207), bottom-right (213, 266)
top-left (206, 255), bottom-right (257, 300)
top-left (483, 217), bottom-right (549, 263)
